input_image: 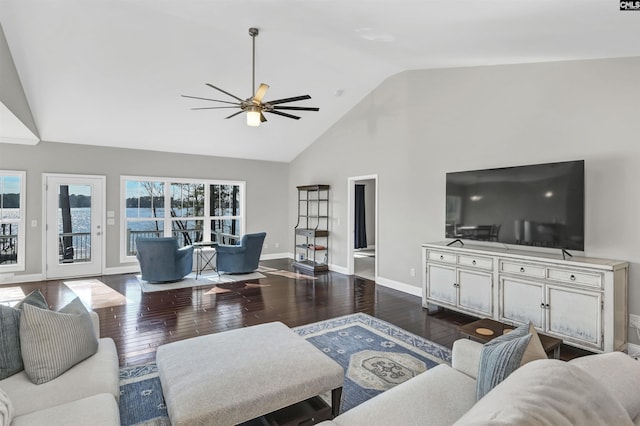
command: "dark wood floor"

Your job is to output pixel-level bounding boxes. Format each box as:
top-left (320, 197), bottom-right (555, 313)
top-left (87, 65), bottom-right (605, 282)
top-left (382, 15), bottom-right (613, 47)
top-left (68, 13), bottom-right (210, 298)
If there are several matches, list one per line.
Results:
top-left (3, 258), bottom-right (588, 366)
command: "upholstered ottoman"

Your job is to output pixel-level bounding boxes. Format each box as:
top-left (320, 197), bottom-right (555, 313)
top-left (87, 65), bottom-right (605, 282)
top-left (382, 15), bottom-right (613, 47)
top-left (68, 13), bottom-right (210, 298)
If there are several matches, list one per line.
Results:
top-left (156, 322), bottom-right (344, 426)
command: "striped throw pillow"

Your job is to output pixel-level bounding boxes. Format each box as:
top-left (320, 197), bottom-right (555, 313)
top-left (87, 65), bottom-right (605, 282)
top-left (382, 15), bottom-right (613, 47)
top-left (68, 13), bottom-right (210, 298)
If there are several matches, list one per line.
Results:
top-left (19, 298), bottom-right (98, 385)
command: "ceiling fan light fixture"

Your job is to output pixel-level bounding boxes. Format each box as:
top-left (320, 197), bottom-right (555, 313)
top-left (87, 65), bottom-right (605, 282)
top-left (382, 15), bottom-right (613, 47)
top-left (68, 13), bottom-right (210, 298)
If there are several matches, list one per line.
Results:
top-left (246, 106), bottom-right (261, 126)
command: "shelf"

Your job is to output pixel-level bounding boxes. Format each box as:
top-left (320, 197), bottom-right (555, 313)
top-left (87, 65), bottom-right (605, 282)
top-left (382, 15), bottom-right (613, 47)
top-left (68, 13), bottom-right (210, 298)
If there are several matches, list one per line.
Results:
top-left (296, 244), bottom-right (327, 251)
top-left (295, 184), bottom-right (330, 274)
top-left (295, 228), bottom-right (328, 238)
top-left (293, 259), bottom-right (329, 272)
top-left (297, 184), bottom-right (330, 191)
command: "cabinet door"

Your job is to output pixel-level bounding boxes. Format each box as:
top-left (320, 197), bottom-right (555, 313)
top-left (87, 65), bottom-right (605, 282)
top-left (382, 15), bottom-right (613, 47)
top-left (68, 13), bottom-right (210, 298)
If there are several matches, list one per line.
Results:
top-left (546, 284), bottom-right (602, 349)
top-left (499, 277), bottom-right (544, 328)
top-left (426, 264), bottom-right (457, 306)
top-left (457, 269), bottom-right (492, 316)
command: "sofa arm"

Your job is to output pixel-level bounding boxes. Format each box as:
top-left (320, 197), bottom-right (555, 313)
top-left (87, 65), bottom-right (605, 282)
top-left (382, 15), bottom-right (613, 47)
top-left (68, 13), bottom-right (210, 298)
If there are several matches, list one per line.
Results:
top-left (452, 338), bottom-right (483, 380)
top-left (90, 311), bottom-right (100, 338)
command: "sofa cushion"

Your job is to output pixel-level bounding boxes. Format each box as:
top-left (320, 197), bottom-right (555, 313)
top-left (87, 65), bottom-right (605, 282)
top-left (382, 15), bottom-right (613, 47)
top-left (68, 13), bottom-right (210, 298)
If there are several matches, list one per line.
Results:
top-left (0, 387), bottom-right (13, 426)
top-left (570, 352), bottom-right (640, 420)
top-left (476, 327), bottom-right (531, 399)
top-left (455, 359), bottom-right (633, 426)
top-left (11, 393), bottom-right (119, 426)
top-left (0, 290), bottom-right (49, 380)
top-left (19, 298), bottom-right (98, 384)
top-left (0, 338), bottom-right (119, 417)
top-left (330, 364), bottom-right (477, 426)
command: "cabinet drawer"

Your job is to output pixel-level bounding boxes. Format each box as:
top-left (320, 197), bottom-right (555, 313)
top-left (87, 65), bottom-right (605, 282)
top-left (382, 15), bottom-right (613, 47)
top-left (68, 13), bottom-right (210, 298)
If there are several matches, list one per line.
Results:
top-left (500, 261), bottom-right (546, 278)
top-left (428, 250), bottom-right (457, 264)
top-left (547, 268), bottom-right (603, 288)
top-left (458, 255), bottom-right (493, 270)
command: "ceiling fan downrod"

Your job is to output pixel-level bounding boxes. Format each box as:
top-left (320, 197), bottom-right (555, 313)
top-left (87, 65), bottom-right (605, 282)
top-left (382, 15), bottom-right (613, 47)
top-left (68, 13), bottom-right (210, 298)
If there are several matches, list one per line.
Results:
top-left (249, 27), bottom-right (258, 98)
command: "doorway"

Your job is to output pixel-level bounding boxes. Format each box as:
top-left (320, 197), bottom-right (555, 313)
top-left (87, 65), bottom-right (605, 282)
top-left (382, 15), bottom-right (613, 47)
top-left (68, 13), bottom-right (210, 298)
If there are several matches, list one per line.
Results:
top-left (44, 174), bottom-right (105, 279)
top-left (347, 175), bottom-right (378, 280)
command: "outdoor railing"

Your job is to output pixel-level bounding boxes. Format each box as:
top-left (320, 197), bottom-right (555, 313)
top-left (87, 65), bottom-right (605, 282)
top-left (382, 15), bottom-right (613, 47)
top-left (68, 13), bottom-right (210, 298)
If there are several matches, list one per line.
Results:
top-left (0, 234), bottom-right (17, 265)
top-left (58, 232), bottom-right (91, 263)
top-left (126, 229), bottom-right (240, 255)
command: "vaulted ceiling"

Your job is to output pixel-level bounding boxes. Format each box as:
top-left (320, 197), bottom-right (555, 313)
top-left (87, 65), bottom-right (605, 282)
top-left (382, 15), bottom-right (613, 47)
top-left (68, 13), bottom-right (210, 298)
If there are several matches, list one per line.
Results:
top-left (1, 1), bottom-right (639, 162)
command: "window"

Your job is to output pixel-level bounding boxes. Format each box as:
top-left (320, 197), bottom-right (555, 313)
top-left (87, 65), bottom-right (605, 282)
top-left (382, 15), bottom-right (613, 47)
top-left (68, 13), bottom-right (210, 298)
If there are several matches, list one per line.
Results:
top-left (0, 171), bottom-right (26, 272)
top-left (121, 176), bottom-right (244, 260)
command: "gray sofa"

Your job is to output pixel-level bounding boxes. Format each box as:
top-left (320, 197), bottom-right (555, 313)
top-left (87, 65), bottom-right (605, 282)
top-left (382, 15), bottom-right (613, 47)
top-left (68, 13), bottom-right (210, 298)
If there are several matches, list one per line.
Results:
top-left (320, 339), bottom-right (640, 426)
top-left (0, 312), bottom-right (120, 426)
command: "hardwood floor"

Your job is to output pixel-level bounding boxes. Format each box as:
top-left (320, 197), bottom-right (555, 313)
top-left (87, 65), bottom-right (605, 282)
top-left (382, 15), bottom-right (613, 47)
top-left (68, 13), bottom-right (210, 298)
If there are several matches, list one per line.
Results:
top-left (1, 258), bottom-right (589, 366)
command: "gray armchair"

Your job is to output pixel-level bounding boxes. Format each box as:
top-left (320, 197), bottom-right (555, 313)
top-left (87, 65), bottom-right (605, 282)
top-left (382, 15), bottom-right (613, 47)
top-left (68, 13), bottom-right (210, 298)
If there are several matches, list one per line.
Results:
top-left (216, 232), bottom-right (266, 274)
top-left (136, 237), bottom-right (194, 283)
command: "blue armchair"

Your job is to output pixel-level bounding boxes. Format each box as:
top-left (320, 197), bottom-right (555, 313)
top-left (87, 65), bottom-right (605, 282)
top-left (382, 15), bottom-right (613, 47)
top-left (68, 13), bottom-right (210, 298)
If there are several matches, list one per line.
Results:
top-left (136, 237), bottom-right (194, 283)
top-left (216, 232), bottom-right (266, 274)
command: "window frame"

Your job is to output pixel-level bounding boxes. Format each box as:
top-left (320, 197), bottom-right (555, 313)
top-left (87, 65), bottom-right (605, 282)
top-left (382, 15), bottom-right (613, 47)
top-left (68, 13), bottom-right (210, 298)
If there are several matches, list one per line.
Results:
top-left (120, 175), bottom-right (245, 263)
top-left (0, 170), bottom-right (26, 272)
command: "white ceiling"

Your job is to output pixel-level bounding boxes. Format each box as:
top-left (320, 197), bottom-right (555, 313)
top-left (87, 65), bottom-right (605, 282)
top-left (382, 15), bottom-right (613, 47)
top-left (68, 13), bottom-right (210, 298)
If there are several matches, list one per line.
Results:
top-left (1, 1), bottom-right (639, 162)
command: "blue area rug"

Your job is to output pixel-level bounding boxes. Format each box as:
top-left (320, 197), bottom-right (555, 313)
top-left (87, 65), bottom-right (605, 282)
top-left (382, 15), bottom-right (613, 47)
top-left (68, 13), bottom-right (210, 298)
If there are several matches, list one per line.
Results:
top-left (119, 313), bottom-right (451, 425)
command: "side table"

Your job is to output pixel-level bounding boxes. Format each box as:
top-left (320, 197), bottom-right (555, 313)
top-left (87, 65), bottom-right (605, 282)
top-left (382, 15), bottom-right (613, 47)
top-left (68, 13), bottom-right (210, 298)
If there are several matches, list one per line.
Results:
top-left (193, 241), bottom-right (218, 279)
top-left (458, 318), bottom-right (562, 359)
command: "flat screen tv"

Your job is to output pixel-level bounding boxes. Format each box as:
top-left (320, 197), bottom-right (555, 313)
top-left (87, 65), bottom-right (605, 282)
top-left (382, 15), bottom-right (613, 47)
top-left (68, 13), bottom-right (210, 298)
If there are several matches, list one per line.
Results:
top-left (445, 160), bottom-right (585, 251)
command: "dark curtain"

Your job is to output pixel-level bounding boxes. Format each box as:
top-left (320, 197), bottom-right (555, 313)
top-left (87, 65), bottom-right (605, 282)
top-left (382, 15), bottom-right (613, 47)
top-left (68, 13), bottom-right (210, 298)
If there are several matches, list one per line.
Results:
top-left (354, 184), bottom-right (367, 249)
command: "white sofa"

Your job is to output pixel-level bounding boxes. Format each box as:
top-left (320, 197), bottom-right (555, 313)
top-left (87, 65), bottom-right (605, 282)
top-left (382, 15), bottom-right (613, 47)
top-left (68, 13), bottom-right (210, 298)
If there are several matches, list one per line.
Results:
top-left (320, 339), bottom-right (640, 426)
top-left (0, 312), bottom-right (120, 426)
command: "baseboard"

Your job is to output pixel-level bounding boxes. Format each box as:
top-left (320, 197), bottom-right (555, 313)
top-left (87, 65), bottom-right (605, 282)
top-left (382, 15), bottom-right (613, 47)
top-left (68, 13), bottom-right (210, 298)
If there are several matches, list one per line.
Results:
top-left (260, 252), bottom-right (290, 261)
top-left (104, 265), bottom-right (140, 275)
top-left (0, 273), bottom-right (44, 285)
top-left (329, 264), bottom-right (349, 275)
top-left (375, 276), bottom-right (422, 297)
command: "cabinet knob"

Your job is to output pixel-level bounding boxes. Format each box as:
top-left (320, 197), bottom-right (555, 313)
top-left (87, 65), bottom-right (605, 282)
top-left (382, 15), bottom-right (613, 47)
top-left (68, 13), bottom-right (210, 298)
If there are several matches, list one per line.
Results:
top-left (570, 274), bottom-right (576, 281)
top-left (520, 267), bottom-right (525, 273)
top-left (440, 255), bottom-right (444, 260)
top-left (546, 303), bottom-right (550, 309)
top-left (540, 302), bottom-right (545, 308)
top-left (472, 260), bottom-right (477, 265)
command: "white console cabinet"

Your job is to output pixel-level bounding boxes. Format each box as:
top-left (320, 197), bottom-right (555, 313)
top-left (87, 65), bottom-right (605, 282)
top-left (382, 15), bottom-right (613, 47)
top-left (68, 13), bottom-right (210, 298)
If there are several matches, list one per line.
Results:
top-left (422, 242), bottom-right (628, 353)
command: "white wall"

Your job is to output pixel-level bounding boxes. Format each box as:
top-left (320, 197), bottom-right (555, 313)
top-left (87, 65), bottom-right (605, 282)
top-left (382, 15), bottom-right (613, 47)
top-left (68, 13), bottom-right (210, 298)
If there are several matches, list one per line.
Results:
top-left (289, 57), bottom-right (640, 341)
top-left (0, 141), bottom-right (289, 277)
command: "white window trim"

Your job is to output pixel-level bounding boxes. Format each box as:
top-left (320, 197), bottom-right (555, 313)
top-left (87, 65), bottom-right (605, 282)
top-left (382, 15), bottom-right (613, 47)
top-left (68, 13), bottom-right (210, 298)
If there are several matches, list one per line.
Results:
top-left (0, 170), bottom-right (26, 273)
top-left (120, 175), bottom-right (246, 263)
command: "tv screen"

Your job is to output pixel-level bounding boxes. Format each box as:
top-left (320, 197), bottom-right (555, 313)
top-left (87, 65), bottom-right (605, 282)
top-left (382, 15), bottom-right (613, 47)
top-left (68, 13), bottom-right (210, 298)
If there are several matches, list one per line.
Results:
top-left (445, 160), bottom-right (585, 251)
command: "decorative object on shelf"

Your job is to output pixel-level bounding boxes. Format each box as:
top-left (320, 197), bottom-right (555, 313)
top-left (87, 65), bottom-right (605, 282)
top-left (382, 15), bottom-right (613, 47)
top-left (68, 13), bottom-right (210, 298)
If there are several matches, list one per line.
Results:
top-left (294, 185), bottom-right (329, 273)
top-left (181, 28), bottom-right (319, 126)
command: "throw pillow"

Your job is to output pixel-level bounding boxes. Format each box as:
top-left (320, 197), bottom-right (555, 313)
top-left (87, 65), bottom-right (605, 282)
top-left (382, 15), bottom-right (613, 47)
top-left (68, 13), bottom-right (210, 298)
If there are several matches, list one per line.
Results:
top-left (19, 297), bottom-right (98, 385)
top-left (475, 322), bottom-right (546, 400)
top-left (0, 387), bottom-right (13, 426)
top-left (0, 289), bottom-right (49, 380)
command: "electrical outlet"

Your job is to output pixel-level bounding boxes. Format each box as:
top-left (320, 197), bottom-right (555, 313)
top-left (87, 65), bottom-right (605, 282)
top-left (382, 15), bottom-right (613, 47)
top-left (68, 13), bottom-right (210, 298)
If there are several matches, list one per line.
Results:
top-left (275, 242), bottom-right (279, 248)
top-left (264, 243), bottom-right (268, 249)
top-left (410, 268), bottom-right (416, 277)
top-left (630, 314), bottom-right (640, 329)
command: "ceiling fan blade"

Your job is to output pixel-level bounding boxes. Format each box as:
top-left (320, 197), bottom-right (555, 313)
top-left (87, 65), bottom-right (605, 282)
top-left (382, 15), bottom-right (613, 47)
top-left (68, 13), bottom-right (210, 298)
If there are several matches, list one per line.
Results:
top-left (272, 106), bottom-right (320, 111)
top-left (181, 95), bottom-right (241, 105)
top-left (266, 95), bottom-right (311, 105)
top-left (225, 110), bottom-right (245, 119)
top-left (206, 83), bottom-right (245, 102)
top-left (260, 112), bottom-right (267, 123)
top-left (254, 83), bottom-right (270, 103)
top-left (266, 110), bottom-right (301, 120)
top-left (191, 106), bottom-right (241, 110)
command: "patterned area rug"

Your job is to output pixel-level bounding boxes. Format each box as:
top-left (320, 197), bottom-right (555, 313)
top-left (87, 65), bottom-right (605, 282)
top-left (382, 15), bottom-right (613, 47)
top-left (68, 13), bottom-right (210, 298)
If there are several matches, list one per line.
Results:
top-left (118, 313), bottom-right (451, 425)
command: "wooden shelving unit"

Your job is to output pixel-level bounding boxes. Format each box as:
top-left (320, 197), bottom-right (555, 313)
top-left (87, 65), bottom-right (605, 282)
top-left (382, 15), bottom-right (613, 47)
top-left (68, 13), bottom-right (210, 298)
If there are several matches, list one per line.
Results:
top-left (294, 185), bottom-right (329, 273)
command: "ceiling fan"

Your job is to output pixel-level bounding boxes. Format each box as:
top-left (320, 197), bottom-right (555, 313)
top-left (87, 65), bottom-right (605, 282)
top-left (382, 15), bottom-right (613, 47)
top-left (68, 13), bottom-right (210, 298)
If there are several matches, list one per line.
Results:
top-left (182, 27), bottom-right (319, 127)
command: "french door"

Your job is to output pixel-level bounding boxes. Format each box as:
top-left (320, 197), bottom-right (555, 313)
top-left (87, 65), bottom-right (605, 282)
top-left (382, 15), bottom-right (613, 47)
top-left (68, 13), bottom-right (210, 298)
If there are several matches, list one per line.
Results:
top-left (44, 174), bottom-right (105, 279)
